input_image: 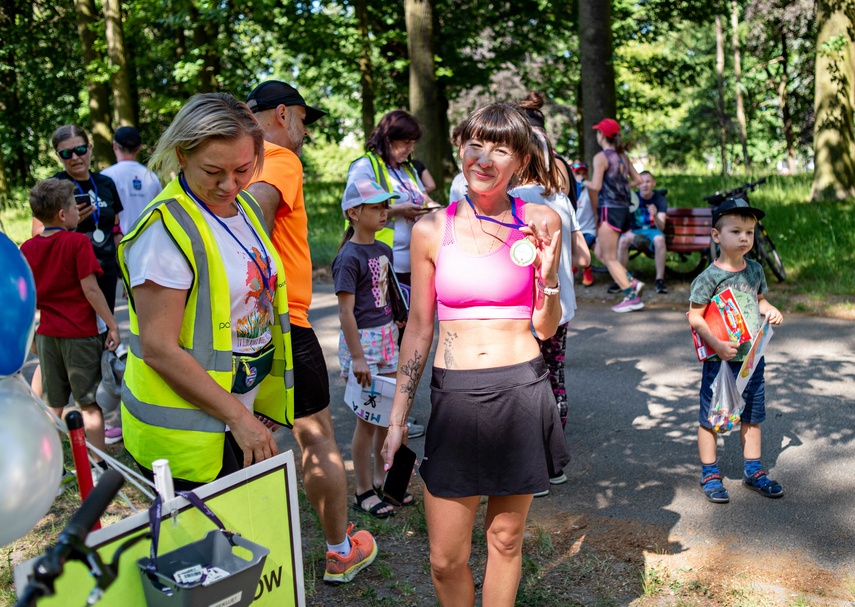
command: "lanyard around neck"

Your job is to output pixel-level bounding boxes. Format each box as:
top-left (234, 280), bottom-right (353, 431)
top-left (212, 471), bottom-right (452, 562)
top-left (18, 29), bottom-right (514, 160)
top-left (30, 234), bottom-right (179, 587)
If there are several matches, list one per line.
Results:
top-left (389, 166), bottom-right (420, 203)
top-left (73, 176), bottom-right (100, 226)
top-left (179, 173), bottom-right (272, 294)
top-left (464, 194), bottom-right (526, 230)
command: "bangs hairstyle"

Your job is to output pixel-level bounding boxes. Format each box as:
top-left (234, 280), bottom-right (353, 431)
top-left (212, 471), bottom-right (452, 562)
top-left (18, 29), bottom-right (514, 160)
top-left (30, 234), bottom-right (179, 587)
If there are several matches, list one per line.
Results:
top-left (51, 124), bottom-right (89, 151)
top-left (29, 179), bottom-right (75, 223)
top-left (458, 103), bottom-right (533, 159)
top-left (148, 93), bottom-right (265, 179)
top-left (366, 110), bottom-right (422, 163)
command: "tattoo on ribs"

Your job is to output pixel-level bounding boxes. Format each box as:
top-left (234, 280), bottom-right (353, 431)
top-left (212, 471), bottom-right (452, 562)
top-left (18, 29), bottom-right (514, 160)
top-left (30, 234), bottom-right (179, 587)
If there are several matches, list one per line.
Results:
top-left (399, 349), bottom-right (424, 408)
top-left (443, 331), bottom-right (458, 369)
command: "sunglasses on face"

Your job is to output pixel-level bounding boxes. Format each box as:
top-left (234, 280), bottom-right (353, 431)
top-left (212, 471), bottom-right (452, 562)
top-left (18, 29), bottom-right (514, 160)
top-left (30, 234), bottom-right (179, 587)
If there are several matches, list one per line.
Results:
top-left (57, 145), bottom-right (89, 160)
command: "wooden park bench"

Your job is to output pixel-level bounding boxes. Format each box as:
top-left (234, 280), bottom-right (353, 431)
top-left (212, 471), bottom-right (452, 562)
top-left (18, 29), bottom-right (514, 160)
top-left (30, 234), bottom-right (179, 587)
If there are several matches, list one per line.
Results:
top-left (624, 207), bottom-right (715, 279)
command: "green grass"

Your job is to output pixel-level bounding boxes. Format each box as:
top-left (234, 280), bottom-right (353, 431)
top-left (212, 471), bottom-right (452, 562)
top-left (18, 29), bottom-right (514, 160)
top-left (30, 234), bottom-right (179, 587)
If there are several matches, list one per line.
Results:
top-left (4, 174), bottom-right (853, 311)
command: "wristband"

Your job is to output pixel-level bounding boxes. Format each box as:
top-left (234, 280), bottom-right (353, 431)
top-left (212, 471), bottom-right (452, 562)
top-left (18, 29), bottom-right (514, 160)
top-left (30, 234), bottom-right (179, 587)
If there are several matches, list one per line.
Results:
top-left (537, 279), bottom-right (560, 296)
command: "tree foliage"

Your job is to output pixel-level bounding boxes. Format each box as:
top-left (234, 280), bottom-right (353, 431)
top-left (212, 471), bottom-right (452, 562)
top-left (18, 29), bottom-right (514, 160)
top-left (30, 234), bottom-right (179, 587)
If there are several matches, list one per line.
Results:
top-left (0, 0), bottom-right (850, 201)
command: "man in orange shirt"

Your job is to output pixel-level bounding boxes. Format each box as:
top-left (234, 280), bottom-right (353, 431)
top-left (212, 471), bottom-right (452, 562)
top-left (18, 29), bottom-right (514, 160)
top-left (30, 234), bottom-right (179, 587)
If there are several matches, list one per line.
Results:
top-left (247, 81), bottom-right (377, 583)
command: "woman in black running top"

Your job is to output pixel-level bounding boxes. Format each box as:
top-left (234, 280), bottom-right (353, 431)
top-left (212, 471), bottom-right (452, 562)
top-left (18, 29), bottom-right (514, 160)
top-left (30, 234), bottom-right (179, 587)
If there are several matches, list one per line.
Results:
top-left (583, 118), bottom-right (644, 313)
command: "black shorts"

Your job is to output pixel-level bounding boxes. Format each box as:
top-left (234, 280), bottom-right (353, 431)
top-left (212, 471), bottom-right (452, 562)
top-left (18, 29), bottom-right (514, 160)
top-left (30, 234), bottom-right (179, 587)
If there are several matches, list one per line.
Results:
top-left (419, 357), bottom-right (570, 497)
top-left (598, 206), bottom-right (632, 233)
top-left (291, 324), bottom-right (331, 418)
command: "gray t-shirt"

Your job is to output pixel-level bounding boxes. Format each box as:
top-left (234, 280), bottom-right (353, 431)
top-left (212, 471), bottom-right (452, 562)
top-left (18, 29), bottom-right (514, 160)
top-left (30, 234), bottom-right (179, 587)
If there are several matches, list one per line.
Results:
top-left (332, 240), bottom-right (395, 329)
top-left (689, 259), bottom-right (768, 361)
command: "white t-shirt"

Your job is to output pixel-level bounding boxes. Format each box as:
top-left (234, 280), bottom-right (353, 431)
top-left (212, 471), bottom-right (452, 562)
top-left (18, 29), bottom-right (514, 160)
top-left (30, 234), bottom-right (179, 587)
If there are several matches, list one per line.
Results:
top-left (101, 161), bottom-right (163, 234)
top-left (575, 188), bottom-right (597, 236)
top-left (346, 157), bottom-right (426, 274)
top-left (123, 204), bottom-right (277, 356)
top-left (449, 172), bottom-right (467, 204)
top-left (511, 184), bottom-right (581, 326)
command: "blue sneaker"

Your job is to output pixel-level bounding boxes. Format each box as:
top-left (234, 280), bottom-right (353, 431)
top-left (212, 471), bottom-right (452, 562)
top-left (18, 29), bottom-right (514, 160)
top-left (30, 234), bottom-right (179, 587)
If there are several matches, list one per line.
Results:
top-left (743, 470), bottom-right (783, 498)
top-left (700, 473), bottom-right (729, 503)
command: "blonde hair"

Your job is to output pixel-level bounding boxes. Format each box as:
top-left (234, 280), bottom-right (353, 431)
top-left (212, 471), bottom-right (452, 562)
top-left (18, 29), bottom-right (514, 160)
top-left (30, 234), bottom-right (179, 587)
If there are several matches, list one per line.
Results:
top-left (148, 93), bottom-right (265, 178)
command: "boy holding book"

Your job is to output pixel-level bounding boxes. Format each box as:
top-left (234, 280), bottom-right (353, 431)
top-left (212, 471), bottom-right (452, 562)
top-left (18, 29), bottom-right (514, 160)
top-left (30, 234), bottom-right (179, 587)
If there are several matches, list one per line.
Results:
top-left (688, 198), bottom-right (784, 503)
top-left (21, 179), bottom-right (120, 463)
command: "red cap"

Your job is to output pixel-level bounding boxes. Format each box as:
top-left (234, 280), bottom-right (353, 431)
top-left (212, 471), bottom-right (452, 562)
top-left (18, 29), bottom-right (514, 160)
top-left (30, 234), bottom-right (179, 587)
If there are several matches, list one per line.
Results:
top-left (592, 118), bottom-right (620, 138)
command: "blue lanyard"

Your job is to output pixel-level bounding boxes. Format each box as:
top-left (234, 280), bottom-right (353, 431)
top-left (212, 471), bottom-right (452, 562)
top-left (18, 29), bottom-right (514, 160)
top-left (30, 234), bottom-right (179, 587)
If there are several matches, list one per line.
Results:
top-left (179, 173), bottom-right (272, 294)
top-left (72, 176), bottom-right (100, 227)
top-left (390, 166), bottom-right (421, 204)
top-left (464, 194), bottom-right (526, 230)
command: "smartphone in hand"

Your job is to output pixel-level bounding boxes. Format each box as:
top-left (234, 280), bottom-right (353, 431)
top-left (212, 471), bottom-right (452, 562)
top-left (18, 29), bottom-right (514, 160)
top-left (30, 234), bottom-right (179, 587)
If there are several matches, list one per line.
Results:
top-left (75, 192), bottom-right (92, 209)
top-left (379, 444), bottom-right (416, 507)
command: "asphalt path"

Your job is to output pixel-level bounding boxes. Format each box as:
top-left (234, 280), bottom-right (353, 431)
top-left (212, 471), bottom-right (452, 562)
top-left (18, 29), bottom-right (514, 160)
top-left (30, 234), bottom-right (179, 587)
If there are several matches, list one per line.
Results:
top-left (288, 282), bottom-right (855, 577)
top-left (26, 282), bottom-right (853, 579)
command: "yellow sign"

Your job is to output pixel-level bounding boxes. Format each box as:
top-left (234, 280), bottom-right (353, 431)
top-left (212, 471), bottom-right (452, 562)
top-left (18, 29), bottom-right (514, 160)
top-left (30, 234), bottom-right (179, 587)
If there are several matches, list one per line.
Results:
top-left (15, 451), bottom-right (305, 606)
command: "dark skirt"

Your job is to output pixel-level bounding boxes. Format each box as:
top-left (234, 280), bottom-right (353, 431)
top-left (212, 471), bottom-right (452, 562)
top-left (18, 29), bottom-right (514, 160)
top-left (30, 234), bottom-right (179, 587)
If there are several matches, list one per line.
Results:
top-left (419, 357), bottom-right (570, 497)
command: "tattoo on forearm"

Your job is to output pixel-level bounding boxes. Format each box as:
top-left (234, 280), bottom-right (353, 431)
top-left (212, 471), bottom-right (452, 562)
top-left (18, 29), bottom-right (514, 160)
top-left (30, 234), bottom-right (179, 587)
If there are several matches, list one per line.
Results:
top-left (443, 331), bottom-right (458, 369)
top-left (399, 349), bottom-right (424, 409)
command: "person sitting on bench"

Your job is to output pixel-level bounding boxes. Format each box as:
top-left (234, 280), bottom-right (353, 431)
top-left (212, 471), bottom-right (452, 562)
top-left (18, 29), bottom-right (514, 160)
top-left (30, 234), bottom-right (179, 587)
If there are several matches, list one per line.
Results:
top-left (616, 171), bottom-right (668, 294)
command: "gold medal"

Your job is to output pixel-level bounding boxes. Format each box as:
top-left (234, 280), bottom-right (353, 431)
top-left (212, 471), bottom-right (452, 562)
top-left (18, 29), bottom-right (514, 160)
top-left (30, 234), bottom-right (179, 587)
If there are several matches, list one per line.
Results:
top-left (510, 239), bottom-right (536, 267)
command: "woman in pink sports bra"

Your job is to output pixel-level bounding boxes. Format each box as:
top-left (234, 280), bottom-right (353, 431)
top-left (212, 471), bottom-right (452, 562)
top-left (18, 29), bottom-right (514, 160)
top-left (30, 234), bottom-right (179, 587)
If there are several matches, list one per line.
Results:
top-left (382, 104), bottom-right (568, 607)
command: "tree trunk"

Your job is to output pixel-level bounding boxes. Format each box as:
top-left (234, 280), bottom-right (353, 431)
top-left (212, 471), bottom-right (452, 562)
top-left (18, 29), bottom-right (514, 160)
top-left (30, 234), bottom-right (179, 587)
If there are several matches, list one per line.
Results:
top-left (405, 0), bottom-right (444, 201)
top-left (103, 0), bottom-right (135, 127)
top-left (73, 0), bottom-right (113, 169)
top-left (190, 1), bottom-right (220, 93)
top-left (354, 0), bottom-right (375, 143)
top-left (575, 79), bottom-right (585, 161)
top-left (716, 15), bottom-right (728, 175)
top-left (731, 1), bottom-right (750, 170)
top-left (811, 0), bottom-right (855, 201)
top-left (578, 0), bottom-right (616, 165)
top-left (778, 29), bottom-right (797, 174)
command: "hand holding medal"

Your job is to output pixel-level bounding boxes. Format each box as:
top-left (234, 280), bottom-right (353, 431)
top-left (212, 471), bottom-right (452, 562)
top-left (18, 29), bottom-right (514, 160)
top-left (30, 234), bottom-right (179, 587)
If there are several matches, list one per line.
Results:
top-left (519, 219), bottom-right (561, 285)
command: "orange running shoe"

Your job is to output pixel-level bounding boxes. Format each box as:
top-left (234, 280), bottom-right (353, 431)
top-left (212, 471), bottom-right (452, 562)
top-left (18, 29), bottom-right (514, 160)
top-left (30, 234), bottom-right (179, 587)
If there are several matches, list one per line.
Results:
top-left (324, 524), bottom-right (377, 583)
top-left (582, 267), bottom-right (594, 287)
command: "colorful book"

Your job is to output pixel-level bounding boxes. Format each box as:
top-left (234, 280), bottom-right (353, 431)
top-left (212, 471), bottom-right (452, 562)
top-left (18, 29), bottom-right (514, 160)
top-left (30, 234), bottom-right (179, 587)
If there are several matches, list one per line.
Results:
top-left (690, 287), bottom-right (752, 361)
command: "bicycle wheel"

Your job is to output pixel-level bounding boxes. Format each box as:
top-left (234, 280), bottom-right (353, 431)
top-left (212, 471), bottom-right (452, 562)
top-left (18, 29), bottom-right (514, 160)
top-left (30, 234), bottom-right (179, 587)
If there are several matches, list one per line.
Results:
top-left (665, 250), bottom-right (710, 280)
top-left (754, 227), bottom-right (786, 282)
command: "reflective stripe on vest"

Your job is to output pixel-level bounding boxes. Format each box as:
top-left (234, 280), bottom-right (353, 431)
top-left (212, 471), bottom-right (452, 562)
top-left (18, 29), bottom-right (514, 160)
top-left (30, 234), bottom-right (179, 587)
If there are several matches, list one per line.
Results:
top-left (118, 179), bottom-right (294, 483)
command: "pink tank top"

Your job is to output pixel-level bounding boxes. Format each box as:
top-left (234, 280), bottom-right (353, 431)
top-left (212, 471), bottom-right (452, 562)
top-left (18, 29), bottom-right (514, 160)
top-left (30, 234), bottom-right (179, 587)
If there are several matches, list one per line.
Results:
top-left (435, 199), bottom-right (534, 321)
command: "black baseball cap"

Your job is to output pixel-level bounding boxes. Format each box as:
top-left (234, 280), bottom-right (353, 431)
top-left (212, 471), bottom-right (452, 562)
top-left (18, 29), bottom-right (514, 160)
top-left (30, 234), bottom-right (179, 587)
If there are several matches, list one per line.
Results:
top-left (712, 197), bottom-right (765, 227)
top-left (113, 126), bottom-right (142, 149)
top-left (246, 81), bottom-right (327, 125)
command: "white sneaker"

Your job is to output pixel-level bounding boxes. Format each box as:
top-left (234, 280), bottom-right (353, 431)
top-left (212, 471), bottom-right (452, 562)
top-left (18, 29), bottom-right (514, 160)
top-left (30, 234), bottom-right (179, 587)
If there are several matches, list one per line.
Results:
top-left (549, 472), bottom-right (568, 485)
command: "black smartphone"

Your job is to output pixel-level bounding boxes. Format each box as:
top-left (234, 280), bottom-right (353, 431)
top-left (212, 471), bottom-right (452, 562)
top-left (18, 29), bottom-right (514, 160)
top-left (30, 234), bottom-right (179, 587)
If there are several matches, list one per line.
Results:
top-left (379, 444), bottom-right (417, 507)
top-left (74, 192), bottom-right (92, 209)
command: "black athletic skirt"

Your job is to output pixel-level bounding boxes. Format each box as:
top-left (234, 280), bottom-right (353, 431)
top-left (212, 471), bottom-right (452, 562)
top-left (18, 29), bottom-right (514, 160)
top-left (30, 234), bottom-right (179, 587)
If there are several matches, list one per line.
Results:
top-left (419, 357), bottom-right (570, 497)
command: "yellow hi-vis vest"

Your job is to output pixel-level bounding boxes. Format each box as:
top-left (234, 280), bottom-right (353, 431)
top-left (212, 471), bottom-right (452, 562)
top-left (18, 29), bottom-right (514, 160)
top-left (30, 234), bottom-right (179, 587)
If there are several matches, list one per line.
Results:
top-left (347, 152), bottom-right (420, 247)
top-left (117, 178), bottom-right (294, 484)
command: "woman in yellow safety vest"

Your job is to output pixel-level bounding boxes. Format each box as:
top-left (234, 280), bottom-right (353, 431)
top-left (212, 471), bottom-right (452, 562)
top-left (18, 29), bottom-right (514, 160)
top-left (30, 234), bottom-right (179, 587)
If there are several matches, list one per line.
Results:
top-left (118, 93), bottom-right (294, 489)
top-left (344, 110), bottom-right (438, 288)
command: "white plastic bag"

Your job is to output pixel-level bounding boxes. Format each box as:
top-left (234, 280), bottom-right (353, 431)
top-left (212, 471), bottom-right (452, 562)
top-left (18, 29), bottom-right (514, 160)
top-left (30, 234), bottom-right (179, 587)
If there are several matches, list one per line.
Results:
top-left (708, 364), bottom-right (745, 433)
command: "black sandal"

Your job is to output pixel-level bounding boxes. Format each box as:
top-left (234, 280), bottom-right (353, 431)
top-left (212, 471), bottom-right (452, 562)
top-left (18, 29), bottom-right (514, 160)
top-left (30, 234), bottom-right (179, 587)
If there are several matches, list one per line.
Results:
top-left (375, 484), bottom-right (415, 507)
top-left (352, 489), bottom-right (395, 519)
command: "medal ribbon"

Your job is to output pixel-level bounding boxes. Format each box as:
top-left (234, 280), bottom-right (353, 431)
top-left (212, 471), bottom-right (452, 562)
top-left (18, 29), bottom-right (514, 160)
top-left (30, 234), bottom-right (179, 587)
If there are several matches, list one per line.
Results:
top-left (464, 194), bottom-right (526, 230)
top-left (72, 176), bottom-right (101, 227)
top-left (179, 173), bottom-right (272, 294)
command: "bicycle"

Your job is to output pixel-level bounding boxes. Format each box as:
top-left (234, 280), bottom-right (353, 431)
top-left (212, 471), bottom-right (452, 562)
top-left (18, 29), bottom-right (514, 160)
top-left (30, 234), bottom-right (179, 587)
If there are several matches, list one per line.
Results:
top-left (703, 177), bottom-right (787, 282)
top-left (15, 470), bottom-right (145, 606)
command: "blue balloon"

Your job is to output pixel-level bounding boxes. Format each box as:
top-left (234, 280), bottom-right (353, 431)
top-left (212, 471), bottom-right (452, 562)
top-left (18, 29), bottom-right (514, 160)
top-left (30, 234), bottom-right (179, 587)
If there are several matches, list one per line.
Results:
top-left (0, 232), bottom-right (36, 377)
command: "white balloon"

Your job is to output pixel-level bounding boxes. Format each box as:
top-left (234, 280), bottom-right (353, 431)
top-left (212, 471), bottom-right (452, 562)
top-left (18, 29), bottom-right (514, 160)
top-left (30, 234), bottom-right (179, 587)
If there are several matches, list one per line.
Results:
top-left (0, 376), bottom-right (63, 547)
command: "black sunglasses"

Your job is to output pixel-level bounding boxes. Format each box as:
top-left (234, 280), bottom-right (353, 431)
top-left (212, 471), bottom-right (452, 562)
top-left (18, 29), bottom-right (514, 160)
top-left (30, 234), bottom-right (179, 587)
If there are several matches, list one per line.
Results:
top-left (57, 145), bottom-right (89, 160)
